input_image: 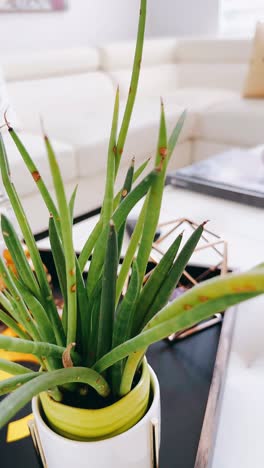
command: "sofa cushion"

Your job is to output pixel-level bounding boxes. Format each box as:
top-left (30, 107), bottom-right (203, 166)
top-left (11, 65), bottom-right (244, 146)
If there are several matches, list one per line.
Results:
top-left (2, 48), bottom-right (99, 82)
top-left (243, 23), bottom-right (264, 98)
top-left (1, 132), bottom-right (76, 198)
top-left (100, 37), bottom-right (251, 94)
top-left (36, 97), bottom-right (195, 179)
top-left (109, 63), bottom-right (247, 97)
top-left (197, 95), bottom-right (264, 146)
top-left (108, 64), bottom-right (180, 99)
top-left (7, 72), bottom-right (115, 132)
top-left (163, 88), bottom-right (237, 112)
top-left (177, 63), bottom-right (248, 91)
top-left (99, 38), bottom-right (177, 71)
top-left (175, 38), bottom-right (251, 64)
top-left (99, 37), bottom-right (251, 70)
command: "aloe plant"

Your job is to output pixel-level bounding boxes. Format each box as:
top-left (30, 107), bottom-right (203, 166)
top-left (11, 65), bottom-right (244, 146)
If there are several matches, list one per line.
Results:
top-left (0, 0), bottom-right (264, 430)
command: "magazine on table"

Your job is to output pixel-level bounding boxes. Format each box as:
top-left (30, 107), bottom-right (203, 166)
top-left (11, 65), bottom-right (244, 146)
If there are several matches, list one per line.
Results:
top-left (167, 146), bottom-right (264, 208)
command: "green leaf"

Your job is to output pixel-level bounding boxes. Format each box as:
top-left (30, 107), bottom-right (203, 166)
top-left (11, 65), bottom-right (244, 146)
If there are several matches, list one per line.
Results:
top-left (112, 261), bottom-right (140, 395)
top-left (0, 295), bottom-right (30, 339)
top-left (0, 372), bottom-right (39, 397)
top-left (115, 196), bottom-right (148, 305)
top-left (0, 134), bottom-right (65, 346)
top-left (0, 334), bottom-right (80, 363)
top-left (132, 232), bottom-right (183, 334)
top-left (69, 185), bottom-right (78, 223)
top-left (1, 214), bottom-right (40, 299)
top-left (14, 279), bottom-right (57, 345)
top-left (0, 255), bottom-right (42, 341)
top-left (44, 135), bottom-right (76, 345)
top-left (117, 158), bottom-right (134, 257)
top-left (140, 223), bottom-right (205, 329)
top-left (113, 157), bottom-right (151, 211)
top-left (94, 270), bottom-right (264, 372)
top-left (87, 169), bottom-right (158, 297)
top-left (115, 0), bottom-right (147, 173)
top-left (75, 259), bottom-right (90, 360)
top-left (136, 101), bottom-right (168, 287)
top-left (87, 278), bottom-right (103, 367)
top-left (0, 358), bottom-right (33, 376)
top-left (96, 222), bottom-right (118, 361)
top-left (78, 219), bottom-right (103, 273)
top-left (49, 217), bottom-right (67, 303)
top-left (168, 110), bottom-right (187, 161)
top-left (95, 291), bottom-right (259, 373)
top-left (0, 367), bottom-right (111, 430)
top-left (8, 128), bottom-right (60, 228)
top-left (114, 262), bottom-right (140, 347)
top-left (102, 87), bottom-right (119, 227)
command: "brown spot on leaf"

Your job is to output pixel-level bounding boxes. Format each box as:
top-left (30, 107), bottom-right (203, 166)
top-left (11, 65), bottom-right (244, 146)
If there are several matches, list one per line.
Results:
top-left (32, 171), bottom-right (41, 182)
top-left (198, 295), bottom-right (209, 302)
top-left (242, 284), bottom-right (256, 292)
top-left (122, 189), bottom-right (128, 198)
top-left (71, 284), bottom-right (76, 292)
top-left (183, 304), bottom-right (192, 311)
top-left (159, 147), bottom-right (167, 158)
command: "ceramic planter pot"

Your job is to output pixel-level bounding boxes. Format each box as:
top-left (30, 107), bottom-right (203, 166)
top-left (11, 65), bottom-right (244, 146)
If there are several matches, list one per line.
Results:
top-left (32, 360), bottom-right (160, 468)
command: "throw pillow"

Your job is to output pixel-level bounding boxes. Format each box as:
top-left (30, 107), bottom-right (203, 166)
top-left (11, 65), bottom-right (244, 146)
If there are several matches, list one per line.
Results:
top-left (243, 22), bottom-right (264, 98)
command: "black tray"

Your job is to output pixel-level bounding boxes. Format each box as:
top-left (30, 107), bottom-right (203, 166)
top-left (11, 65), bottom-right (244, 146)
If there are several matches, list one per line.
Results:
top-left (0, 255), bottom-right (230, 468)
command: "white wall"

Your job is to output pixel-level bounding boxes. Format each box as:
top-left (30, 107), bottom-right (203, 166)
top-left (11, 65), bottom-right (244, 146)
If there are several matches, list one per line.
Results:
top-left (148, 0), bottom-right (220, 37)
top-left (0, 0), bottom-right (219, 56)
top-left (0, 0), bottom-right (143, 54)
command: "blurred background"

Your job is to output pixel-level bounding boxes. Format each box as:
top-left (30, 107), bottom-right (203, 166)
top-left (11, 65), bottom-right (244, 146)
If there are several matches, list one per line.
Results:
top-left (0, 0), bottom-right (263, 55)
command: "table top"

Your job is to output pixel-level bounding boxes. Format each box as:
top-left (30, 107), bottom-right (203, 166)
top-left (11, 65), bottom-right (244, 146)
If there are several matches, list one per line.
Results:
top-left (37, 185), bottom-right (264, 271)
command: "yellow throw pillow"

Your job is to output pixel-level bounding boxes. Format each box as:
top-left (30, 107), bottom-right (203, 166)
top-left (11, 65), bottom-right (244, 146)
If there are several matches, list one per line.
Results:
top-left (243, 22), bottom-right (264, 98)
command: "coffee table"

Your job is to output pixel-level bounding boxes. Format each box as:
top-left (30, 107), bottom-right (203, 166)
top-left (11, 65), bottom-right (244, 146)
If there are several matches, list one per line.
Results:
top-left (37, 185), bottom-right (263, 271)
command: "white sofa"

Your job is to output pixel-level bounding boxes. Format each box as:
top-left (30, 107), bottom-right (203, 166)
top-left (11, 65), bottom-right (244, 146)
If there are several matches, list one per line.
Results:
top-left (0, 37), bottom-right (261, 233)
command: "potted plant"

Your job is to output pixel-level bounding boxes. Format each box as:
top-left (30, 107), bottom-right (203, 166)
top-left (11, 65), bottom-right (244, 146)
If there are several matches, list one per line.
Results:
top-left (0, 1), bottom-right (264, 466)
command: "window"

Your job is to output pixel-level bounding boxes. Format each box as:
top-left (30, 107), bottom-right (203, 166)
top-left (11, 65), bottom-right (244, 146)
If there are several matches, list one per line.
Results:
top-left (220, 0), bottom-right (264, 36)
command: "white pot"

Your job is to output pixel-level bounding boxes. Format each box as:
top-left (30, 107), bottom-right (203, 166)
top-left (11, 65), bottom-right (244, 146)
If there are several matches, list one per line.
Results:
top-left (32, 365), bottom-right (160, 468)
